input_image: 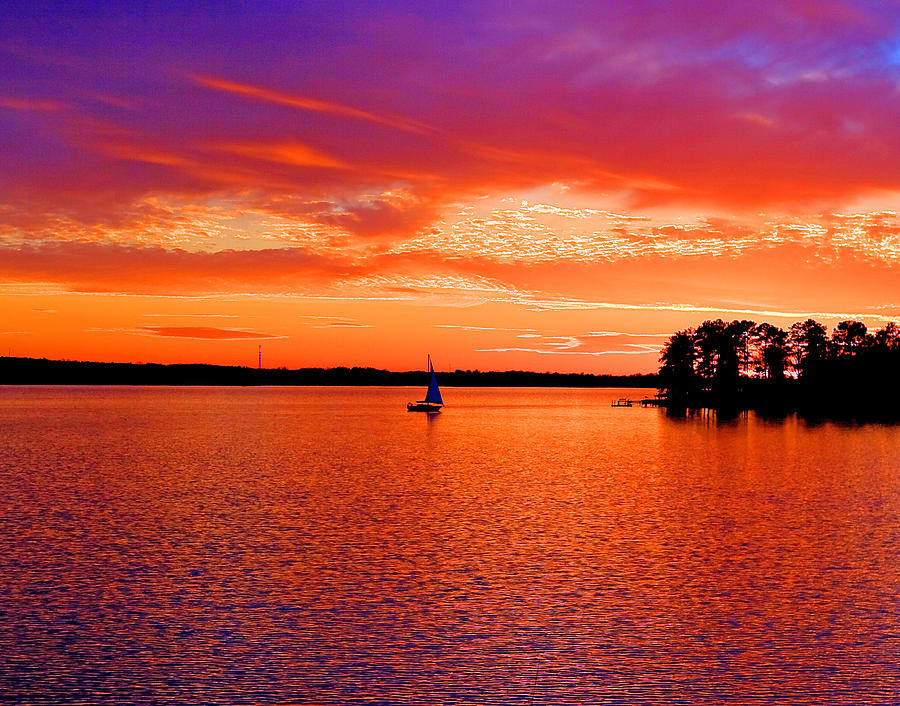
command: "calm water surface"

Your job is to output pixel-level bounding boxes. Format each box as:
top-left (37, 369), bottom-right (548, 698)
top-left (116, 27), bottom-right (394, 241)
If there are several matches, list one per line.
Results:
top-left (1, 386), bottom-right (898, 704)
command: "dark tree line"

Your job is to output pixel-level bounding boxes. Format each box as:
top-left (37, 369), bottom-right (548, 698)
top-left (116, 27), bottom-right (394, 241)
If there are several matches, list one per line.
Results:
top-left (659, 318), bottom-right (900, 417)
top-left (0, 356), bottom-right (658, 388)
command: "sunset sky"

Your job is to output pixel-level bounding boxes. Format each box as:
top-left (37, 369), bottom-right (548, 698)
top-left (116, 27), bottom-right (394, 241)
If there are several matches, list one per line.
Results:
top-left (3, 0), bottom-right (900, 373)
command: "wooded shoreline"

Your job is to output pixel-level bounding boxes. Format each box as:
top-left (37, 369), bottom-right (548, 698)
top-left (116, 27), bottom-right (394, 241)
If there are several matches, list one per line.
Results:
top-left (0, 356), bottom-right (658, 388)
top-left (659, 317), bottom-right (900, 420)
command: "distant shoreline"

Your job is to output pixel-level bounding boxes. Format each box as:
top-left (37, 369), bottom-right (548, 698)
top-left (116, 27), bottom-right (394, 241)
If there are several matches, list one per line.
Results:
top-left (0, 356), bottom-right (658, 388)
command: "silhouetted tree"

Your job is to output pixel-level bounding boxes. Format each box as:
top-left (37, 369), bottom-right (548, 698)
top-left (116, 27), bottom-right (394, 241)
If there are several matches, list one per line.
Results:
top-left (719, 320), bottom-right (744, 384)
top-left (873, 322), bottom-right (900, 351)
top-left (659, 329), bottom-right (697, 399)
top-left (729, 319), bottom-right (756, 376)
top-left (788, 319), bottom-right (828, 378)
top-left (832, 320), bottom-right (871, 357)
top-left (694, 319), bottom-right (741, 388)
top-left (694, 319), bottom-right (723, 383)
top-left (752, 322), bottom-right (788, 381)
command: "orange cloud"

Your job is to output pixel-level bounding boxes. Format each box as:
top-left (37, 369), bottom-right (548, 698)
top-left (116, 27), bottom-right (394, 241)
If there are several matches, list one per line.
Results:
top-left (214, 141), bottom-right (348, 169)
top-left (190, 74), bottom-right (436, 136)
top-left (0, 240), bottom-right (357, 294)
top-left (99, 142), bottom-right (192, 167)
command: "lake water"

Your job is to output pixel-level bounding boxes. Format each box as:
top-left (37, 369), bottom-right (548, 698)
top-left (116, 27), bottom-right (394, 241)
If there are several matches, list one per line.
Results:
top-left (1, 386), bottom-right (898, 704)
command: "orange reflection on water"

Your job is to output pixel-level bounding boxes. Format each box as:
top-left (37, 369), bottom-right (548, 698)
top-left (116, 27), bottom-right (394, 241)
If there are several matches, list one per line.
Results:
top-left (1, 386), bottom-right (898, 703)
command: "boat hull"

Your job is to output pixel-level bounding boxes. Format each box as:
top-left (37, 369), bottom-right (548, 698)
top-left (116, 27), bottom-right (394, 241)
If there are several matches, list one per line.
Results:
top-left (407, 402), bottom-right (442, 412)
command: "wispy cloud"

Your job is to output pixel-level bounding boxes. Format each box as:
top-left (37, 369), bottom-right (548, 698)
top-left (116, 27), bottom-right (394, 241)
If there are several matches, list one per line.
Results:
top-left (214, 141), bottom-right (348, 169)
top-left (521, 298), bottom-right (899, 322)
top-left (190, 74), bottom-right (436, 136)
top-left (434, 324), bottom-right (537, 332)
top-left (142, 313), bottom-right (241, 318)
top-left (0, 239), bottom-right (358, 295)
top-left (137, 326), bottom-right (285, 340)
top-left (389, 205), bottom-right (900, 266)
top-left (298, 315), bottom-right (373, 328)
top-left (476, 347), bottom-right (658, 356)
top-left (0, 96), bottom-right (62, 112)
top-left (585, 331), bottom-right (670, 337)
top-left (2, 236), bottom-right (899, 326)
top-left (474, 330), bottom-right (664, 357)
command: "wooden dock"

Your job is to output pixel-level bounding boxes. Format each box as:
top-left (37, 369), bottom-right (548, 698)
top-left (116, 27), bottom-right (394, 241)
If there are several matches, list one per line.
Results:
top-left (639, 397), bottom-right (666, 407)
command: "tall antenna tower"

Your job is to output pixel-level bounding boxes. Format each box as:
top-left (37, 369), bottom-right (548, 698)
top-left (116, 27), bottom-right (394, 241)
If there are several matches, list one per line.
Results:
top-left (258, 345), bottom-right (262, 370)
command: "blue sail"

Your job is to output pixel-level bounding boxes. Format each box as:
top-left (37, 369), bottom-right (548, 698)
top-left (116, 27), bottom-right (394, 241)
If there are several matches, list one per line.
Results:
top-left (424, 359), bottom-right (443, 405)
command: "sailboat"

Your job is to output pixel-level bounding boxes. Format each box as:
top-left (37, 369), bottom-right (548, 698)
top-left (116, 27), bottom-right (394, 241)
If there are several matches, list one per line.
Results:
top-left (407, 355), bottom-right (443, 412)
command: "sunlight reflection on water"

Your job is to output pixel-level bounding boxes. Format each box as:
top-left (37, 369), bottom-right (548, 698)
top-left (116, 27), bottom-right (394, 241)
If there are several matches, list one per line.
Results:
top-left (1, 386), bottom-right (898, 704)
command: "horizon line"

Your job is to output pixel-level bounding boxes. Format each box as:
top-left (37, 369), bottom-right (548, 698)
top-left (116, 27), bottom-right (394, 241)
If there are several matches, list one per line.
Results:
top-left (0, 354), bottom-right (657, 377)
